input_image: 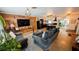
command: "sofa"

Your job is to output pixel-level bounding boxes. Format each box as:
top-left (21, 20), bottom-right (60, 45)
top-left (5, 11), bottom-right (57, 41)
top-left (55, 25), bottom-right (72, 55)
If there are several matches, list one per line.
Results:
top-left (32, 28), bottom-right (59, 50)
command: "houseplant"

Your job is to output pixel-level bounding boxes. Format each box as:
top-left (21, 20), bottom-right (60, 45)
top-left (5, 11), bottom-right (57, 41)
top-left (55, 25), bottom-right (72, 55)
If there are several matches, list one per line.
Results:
top-left (0, 16), bottom-right (21, 51)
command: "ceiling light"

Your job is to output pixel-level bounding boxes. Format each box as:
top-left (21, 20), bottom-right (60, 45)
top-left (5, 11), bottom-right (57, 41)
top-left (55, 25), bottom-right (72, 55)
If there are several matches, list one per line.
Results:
top-left (25, 8), bottom-right (31, 16)
top-left (66, 8), bottom-right (72, 15)
top-left (25, 7), bottom-right (37, 16)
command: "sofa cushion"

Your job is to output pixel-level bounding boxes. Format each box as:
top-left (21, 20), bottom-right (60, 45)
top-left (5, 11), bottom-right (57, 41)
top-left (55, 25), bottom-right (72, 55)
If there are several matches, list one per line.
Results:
top-left (42, 32), bottom-right (45, 38)
top-left (33, 31), bottom-right (43, 36)
top-left (42, 32), bottom-right (48, 40)
top-left (47, 28), bottom-right (55, 37)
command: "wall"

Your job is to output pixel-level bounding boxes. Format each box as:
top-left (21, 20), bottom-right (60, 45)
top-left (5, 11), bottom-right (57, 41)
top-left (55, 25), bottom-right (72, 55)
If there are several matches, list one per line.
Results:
top-left (66, 13), bottom-right (79, 30)
top-left (0, 13), bottom-right (37, 33)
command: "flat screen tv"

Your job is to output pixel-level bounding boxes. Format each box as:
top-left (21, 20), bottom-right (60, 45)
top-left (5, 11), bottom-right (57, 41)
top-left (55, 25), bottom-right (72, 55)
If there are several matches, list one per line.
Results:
top-left (17, 19), bottom-right (30, 27)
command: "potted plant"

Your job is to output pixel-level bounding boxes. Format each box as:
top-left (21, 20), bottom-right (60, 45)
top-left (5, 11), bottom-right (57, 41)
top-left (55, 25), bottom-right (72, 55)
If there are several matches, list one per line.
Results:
top-left (0, 16), bottom-right (21, 51)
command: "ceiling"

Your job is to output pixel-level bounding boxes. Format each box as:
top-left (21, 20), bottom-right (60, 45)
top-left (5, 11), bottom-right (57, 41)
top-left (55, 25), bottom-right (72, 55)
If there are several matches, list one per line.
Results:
top-left (0, 7), bottom-right (79, 17)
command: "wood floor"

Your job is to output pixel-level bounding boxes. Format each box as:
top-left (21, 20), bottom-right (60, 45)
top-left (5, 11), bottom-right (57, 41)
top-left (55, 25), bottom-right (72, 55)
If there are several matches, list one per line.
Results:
top-left (49, 28), bottom-right (73, 51)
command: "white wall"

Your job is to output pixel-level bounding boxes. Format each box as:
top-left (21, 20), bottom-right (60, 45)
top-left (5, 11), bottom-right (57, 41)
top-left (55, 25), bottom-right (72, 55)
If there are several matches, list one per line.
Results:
top-left (66, 13), bottom-right (79, 30)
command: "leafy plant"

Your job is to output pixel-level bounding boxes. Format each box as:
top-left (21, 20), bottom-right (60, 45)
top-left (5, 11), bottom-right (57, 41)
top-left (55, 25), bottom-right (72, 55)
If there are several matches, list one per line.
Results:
top-left (0, 16), bottom-right (6, 27)
top-left (0, 16), bottom-right (21, 51)
top-left (0, 38), bottom-right (21, 51)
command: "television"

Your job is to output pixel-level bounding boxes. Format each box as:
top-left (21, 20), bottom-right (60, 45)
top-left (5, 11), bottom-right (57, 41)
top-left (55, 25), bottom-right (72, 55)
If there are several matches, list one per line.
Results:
top-left (17, 19), bottom-right (30, 27)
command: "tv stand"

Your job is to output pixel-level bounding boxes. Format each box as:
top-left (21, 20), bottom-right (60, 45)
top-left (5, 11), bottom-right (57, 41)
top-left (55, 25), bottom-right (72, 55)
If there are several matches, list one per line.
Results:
top-left (17, 26), bottom-right (33, 33)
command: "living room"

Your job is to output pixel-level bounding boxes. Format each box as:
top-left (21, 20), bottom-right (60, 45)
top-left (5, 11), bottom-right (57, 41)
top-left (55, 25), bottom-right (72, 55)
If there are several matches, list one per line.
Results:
top-left (0, 7), bottom-right (79, 51)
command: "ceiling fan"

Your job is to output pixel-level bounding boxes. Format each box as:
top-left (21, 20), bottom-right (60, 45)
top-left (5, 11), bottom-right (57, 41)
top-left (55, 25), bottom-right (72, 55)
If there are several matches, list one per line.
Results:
top-left (25, 7), bottom-right (37, 16)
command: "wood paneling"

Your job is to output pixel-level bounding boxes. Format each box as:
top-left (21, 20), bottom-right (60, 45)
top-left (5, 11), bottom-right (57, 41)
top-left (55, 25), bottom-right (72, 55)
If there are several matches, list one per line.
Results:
top-left (0, 13), bottom-right (37, 33)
